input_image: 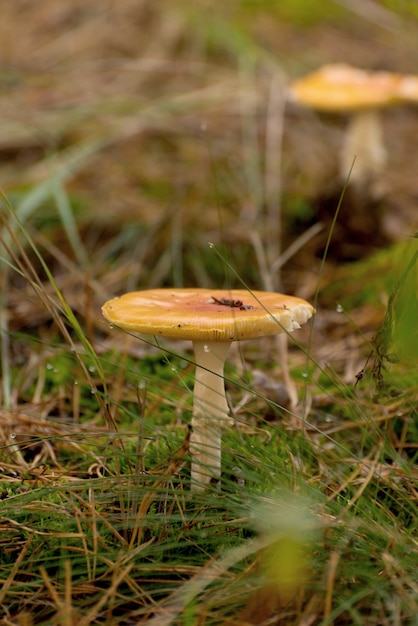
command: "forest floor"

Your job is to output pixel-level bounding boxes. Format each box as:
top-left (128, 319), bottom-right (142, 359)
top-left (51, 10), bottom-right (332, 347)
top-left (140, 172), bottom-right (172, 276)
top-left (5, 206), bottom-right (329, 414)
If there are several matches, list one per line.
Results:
top-left (0, 2), bottom-right (417, 625)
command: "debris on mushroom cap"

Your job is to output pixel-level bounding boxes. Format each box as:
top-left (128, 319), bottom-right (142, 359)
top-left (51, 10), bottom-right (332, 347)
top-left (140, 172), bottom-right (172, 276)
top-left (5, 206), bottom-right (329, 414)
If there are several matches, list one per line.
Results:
top-left (288, 63), bottom-right (407, 112)
top-left (102, 288), bottom-right (314, 341)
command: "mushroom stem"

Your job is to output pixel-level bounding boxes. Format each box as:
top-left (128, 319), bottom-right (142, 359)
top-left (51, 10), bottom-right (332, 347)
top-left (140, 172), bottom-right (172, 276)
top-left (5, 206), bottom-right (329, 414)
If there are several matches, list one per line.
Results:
top-left (190, 340), bottom-right (232, 490)
top-left (340, 110), bottom-right (386, 188)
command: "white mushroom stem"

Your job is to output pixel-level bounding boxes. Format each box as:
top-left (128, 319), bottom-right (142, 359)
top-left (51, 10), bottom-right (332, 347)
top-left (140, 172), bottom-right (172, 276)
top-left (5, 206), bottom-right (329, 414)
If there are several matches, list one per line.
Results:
top-left (190, 340), bottom-right (233, 490)
top-left (340, 109), bottom-right (386, 189)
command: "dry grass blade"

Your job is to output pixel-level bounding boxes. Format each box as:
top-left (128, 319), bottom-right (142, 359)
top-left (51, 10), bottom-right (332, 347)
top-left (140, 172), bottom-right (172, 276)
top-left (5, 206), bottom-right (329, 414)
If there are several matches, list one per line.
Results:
top-left (0, 535), bottom-right (34, 607)
top-left (76, 562), bottom-right (135, 626)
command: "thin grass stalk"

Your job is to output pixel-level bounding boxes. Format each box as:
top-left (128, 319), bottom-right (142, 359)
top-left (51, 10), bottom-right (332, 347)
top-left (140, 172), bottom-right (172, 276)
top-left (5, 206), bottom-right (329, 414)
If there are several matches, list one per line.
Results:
top-left (72, 509), bottom-right (93, 581)
top-left (239, 59), bottom-right (264, 212)
top-left (323, 550), bottom-right (341, 621)
top-left (88, 482), bottom-right (99, 580)
top-left (171, 205), bottom-right (183, 287)
top-left (77, 562), bottom-right (135, 626)
top-left (340, 444), bottom-right (384, 515)
top-left (0, 276), bottom-right (11, 409)
top-left (239, 70), bottom-right (325, 412)
top-left (64, 560), bottom-right (74, 626)
top-left (382, 552), bottom-right (418, 611)
top-left (3, 140), bottom-right (102, 238)
top-left (52, 179), bottom-right (89, 268)
top-left (64, 487), bottom-right (128, 548)
top-left (129, 431), bottom-right (190, 549)
top-left (239, 65), bottom-right (304, 409)
top-left (263, 69), bottom-right (286, 291)
top-left (39, 565), bottom-right (64, 613)
top-left (127, 380), bottom-right (148, 524)
top-left (300, 160), bottom-right (356, 420)
top-left (271, 222), bottom-right (324, 273)
top-left (0, 201), bottom-right (119, 434)
top-left (0, 535), bottom-right (34, 606)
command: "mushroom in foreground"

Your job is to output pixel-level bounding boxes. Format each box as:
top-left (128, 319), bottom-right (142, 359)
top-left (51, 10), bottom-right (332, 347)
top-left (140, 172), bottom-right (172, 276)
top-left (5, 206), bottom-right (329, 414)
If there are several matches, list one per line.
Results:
top-left (288, 63), bottom-right (417, 190)
top-left (102, 288), bottom-right (314, 490)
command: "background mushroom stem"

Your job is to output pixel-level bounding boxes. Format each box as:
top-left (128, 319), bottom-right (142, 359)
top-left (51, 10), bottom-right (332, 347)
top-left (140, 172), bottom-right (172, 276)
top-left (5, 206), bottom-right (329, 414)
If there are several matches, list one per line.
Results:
top-left (190, 340), bottom-right (233, 489)
top-left (340, 109), bottom-right (386, 188)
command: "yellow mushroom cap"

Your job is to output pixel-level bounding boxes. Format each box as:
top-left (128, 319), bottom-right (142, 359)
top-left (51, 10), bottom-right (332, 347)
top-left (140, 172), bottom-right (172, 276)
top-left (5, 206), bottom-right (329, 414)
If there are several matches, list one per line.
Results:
top-left (288, 63), bottom-right (405, 112)
top-left (102, 288), bottom-right (314, 342)
top-left (397, 74), bottom-right (418, 103)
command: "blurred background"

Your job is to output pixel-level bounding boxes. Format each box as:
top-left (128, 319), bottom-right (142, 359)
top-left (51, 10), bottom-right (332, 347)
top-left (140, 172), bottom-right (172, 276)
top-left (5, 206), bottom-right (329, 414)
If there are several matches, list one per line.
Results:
top-left (1, 0), bottom-right (418, 329)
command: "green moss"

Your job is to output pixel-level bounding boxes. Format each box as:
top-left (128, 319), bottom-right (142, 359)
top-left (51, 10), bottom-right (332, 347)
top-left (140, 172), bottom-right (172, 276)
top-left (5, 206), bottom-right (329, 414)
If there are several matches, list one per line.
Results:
top-left (320, 240), bottom-right (417, 309)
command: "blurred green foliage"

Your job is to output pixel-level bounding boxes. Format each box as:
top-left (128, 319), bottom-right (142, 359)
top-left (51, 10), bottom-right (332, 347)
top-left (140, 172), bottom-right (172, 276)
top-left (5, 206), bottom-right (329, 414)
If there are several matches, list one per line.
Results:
top-left (239, 0), bottom-right (346, 26)
top-left (382, 0), bottom-right (418, 19)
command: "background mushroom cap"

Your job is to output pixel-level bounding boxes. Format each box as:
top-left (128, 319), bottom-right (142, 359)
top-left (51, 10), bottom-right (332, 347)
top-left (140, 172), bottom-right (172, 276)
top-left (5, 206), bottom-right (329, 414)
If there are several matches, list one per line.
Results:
top-left (102, 288), bottom-right (314, 341)
top-left (397, 75), bottom-right (418, 103)
top-left (288, 63), bottom-right (406, 112)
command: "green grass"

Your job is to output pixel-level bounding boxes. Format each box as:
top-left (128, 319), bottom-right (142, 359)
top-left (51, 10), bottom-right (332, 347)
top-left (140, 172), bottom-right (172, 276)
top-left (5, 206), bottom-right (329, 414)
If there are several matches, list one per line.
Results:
top-left (0, 196), bottom-right (416, 625)
top-left (0, 2), bottom-right (417, 623)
